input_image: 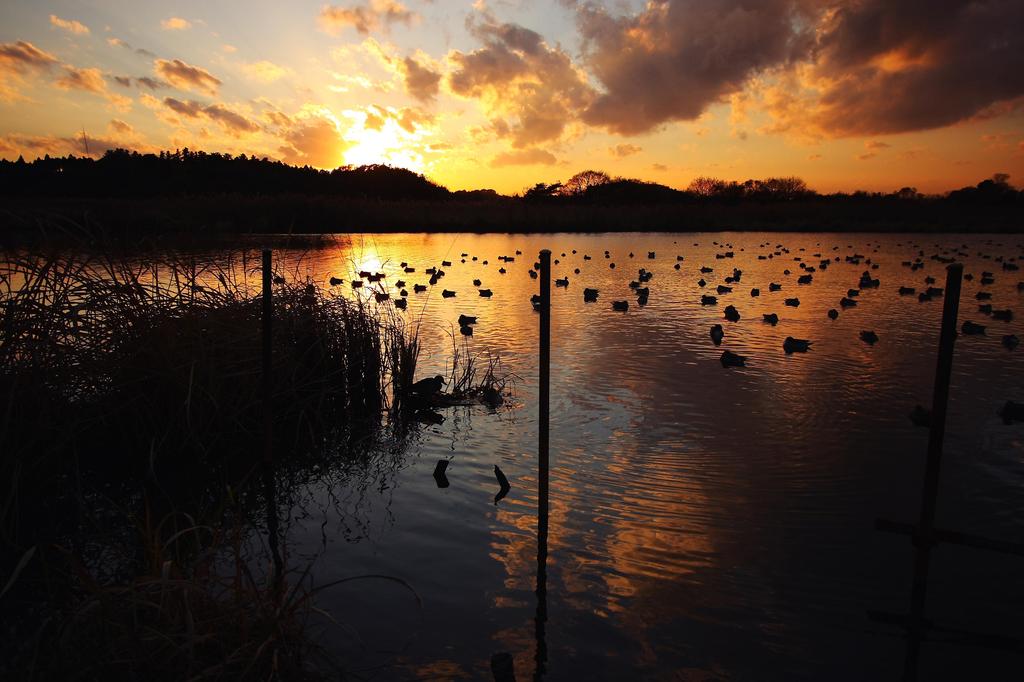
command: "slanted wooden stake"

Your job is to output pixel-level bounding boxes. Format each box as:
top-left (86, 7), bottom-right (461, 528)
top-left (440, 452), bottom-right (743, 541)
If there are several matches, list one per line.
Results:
top-left (904, 262), bottom-right (963, 680)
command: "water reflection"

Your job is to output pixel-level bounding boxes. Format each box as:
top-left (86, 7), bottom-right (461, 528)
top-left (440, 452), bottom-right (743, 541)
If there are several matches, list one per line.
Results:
top-left (267, 232), bottom-right (1024, 680)
top-left (15, 232), bottom-right (1023, 679)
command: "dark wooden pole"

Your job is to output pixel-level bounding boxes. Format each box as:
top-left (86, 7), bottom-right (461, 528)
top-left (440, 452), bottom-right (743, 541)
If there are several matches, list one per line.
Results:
top-left (904, 262), bottom-right (963, 680)
top-left (262, 249), bottom-right (273, 466)
top-left (261, 250), bottom-right (283, 589)
top-left (534, 249), bottom-right (551, 680)
top-left (539, 249), bottom-right (550, 476)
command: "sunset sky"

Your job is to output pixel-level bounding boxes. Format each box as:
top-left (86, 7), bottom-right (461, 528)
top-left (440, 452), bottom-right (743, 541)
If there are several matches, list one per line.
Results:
top-left (1, 0), bottom-right (1022, 195)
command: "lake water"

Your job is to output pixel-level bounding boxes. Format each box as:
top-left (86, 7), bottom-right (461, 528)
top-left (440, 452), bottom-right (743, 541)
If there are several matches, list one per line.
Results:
top-left (120, 233), bottom-right (1024, 678)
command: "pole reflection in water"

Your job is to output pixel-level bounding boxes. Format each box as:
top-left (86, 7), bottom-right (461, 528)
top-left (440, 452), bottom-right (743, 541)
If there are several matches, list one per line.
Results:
top-left (534, 249), bottom-right (551, 681)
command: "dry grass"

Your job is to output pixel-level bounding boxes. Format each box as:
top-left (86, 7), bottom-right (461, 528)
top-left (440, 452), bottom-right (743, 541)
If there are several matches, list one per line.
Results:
top-left (0, 248), bottom-right (501, 679)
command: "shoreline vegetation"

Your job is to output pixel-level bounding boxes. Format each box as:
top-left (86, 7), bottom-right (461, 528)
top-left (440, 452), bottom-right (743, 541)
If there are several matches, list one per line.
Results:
top-left (0, 251), bottom-right (507, 679)
top-left (1, 149), bottom-right (1021, 238)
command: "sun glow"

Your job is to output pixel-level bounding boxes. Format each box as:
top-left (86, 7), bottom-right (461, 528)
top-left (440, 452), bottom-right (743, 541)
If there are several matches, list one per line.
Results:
top-left (342, 110), bottom-right (427, 172)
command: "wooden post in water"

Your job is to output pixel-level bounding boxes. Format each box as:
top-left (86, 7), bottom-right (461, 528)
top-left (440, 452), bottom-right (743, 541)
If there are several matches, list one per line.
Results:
top-left (904, 262), bottom-right (963, 680)
top-left (262, 250), bottom-right (273, 465)
top-left (539, 249), bottom-right (550, 479)
top-left (534, 249), bottom-right (551, 680)
top-left (261, 249), bottom-right (283, 589)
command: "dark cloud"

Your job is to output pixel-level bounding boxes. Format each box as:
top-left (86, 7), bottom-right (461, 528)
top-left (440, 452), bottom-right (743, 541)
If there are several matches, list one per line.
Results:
top-left (576, 0), bottom-right (815, 135)
top-left (448, 15), bottom-right (593, 147)
top-left (808, 0), bottom-right (1024, 135)
top-left (136, 76), bottom-right (166, 90)
top-left (164, 97), bottom-right (204, 118)
top-left (155, 58), bottom-right (221, 95)
top-left (112, 75), bottom-right (167, 90)
top-left (0, 40), bottom-right (59, 72)
top-left (163, 97), bottom-right (260, 135)
top-left (202, 104), bottom-right (261, 133)
top-left (108, 37), bottom-right (157, 58)
top-left (557, 1), bottom-right (1024, 138)
top-left (401, 56), bottom-right (440, 103)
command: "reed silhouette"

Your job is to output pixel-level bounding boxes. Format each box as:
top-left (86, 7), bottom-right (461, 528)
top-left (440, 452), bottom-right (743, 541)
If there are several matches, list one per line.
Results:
top-left (0, 250), bottom-right (505, 679)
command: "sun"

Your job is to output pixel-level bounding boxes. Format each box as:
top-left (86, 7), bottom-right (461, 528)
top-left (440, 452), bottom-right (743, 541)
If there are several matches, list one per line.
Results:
top-left (342, 109), bottom-right (426, 172)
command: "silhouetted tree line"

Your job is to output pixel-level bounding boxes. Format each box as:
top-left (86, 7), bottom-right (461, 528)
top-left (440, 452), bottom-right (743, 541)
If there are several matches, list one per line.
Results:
top-left (0, 150), bottom-right (1020, 212)
top-left (0, 148), bottom-right (450, 201)
top-left (523, 169), bottom-right (1023, 206)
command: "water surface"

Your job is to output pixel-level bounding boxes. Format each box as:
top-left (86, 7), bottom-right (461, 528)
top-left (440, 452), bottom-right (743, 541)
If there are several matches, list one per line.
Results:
top-left (107, 233), bottom-right (1024, 678)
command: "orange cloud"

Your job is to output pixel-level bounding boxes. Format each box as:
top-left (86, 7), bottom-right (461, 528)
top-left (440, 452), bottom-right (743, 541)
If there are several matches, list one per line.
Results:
top-left (318, 1), bottom-right (415, 36)
top-left (277, 114), bottom-right (350, 168)
top-left (108, 119), bottom-right (133, 134)
top-left (490, 148), bottom-right (558, 167)
top-left (610, 143), bottom-right (641, 158)
top-left (161, 17), bottom-right (192, 31)
top-left (448, 16), bottom-right (593, 147)
top-left (52, 64), bottom-right (132, 111)
top-left (49, 15), bottom-right (90, 35)
top-left (242, 60), bottom-right (290, 83)
top-left (0, 131), bottom-right (153, 160)
top-left (155, 59), bottom-right (221, 95)
top-left (0, 133), bottom-right (67, 158)
top-left (0, 40), bottom-right (59, 100)
top-left (55, 66), bottom-right (106, 94)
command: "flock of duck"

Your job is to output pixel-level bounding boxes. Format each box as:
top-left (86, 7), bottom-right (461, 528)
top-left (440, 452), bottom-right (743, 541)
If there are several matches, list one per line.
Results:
top-left (321, 237), bottom-right (1022, 422)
